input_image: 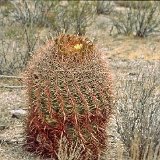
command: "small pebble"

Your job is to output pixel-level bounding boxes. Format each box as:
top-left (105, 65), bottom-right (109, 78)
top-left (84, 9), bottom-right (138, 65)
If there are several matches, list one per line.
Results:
top-left (10, 109), bottom-right (27, 119)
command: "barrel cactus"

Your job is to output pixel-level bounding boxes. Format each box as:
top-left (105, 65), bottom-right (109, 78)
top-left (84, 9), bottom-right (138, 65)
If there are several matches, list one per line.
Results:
top-left (24, 34), bottom-right (113, 159)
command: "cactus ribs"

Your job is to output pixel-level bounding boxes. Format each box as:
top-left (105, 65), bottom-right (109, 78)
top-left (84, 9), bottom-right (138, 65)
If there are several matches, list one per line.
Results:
top-left (23, 34), bottom-right (113, 159)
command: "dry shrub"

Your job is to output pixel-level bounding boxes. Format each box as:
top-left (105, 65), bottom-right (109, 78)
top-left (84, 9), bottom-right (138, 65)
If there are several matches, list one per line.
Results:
top-left (0, 24), bottom-right (39, 75)
top-left (112, 1), bottom-right (160, 37)
top-left (0, 0), bottom-right (42, 75)
top-left (116, 61), bottom-right (160, 160)
top-left (115, 1), bottom-right (153, 9)
top-left (96, 1), bottom-right (114, 15)
top-left (52, 1), bottom-right (96, 35)
top-left (10, 0), bottom-right (96, 35)
top-left (0, 0), bottom-right (9, 6)
top-left (10, 0), bottom-right (55, 27)
top-left (0, 0), bottom-right (96, 75)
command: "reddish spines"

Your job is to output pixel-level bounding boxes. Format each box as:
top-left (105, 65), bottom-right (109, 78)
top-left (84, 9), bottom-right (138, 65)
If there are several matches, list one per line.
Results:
top-left (24, 34), bottom-right (113, 159)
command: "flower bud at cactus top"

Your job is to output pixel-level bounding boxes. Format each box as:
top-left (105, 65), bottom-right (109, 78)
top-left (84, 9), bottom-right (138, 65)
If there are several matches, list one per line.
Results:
top-left (24, 34), bottom-right (113, 159)
top-left (53, 34), bottom-right (95, 63)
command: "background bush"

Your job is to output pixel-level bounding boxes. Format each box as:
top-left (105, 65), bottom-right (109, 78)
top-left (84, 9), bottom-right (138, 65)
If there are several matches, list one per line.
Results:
top-left (115, 62), bottom-right (160, 160)
top-left (0, 0), bottom-right (96, 75)
top-left (111, 1), bottom-right (160, 37)
top-left (96, 1), bottom-right (114, 15)
top-left (52, 1), bottom-right (96, 35)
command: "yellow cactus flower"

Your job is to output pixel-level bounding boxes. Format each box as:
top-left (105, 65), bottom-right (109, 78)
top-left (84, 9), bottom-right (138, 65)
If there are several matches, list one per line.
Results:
top-left (74, 43), bottom-right (83, 50)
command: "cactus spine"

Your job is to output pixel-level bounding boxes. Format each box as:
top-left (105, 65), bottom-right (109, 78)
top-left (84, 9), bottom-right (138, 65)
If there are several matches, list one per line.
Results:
top-left (24, 34), bottom-right (113, 159)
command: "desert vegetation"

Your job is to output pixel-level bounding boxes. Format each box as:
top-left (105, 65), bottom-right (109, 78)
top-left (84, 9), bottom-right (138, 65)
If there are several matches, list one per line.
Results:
top-left (0, 1), bottom-right (160, 160)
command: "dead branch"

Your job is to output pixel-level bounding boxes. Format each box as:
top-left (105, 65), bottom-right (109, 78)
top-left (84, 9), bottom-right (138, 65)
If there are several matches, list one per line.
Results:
top-left (0, 85), bottom-right (25, 89)
top-left (0, 75), bottom-right (23, 79)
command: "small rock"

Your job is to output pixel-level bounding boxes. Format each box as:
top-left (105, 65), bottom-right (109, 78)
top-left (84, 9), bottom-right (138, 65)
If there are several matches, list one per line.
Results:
top-left (10, 109), bottom-right (27, 119)
top-left (129, 72), bottom-right (137, 76)
top-left (0, 125), bottom-right (6, 131)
